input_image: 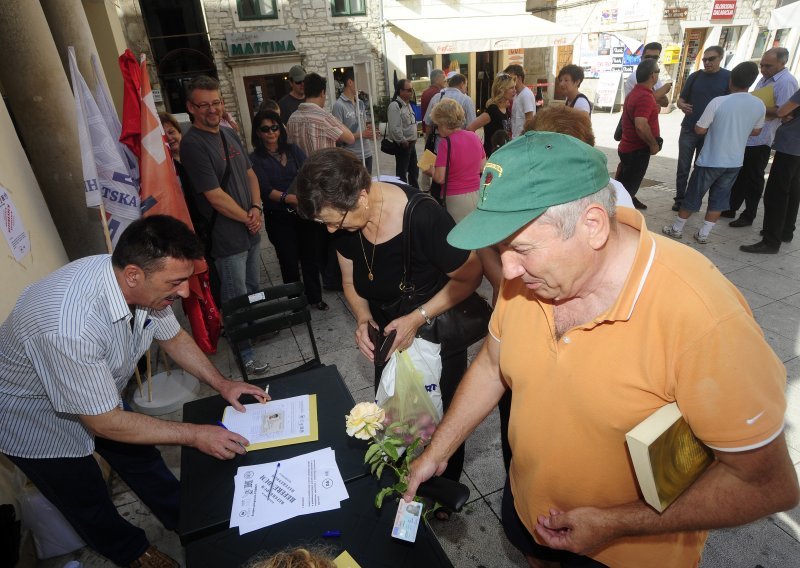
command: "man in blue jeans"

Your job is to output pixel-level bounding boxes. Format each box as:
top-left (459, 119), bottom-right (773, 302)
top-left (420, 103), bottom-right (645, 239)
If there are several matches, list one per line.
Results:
top-left (180, 75), bottom-right (268, 376)
top-left (663, 62), bottom-right (764, 244)
top-left (673, 46), bottom-right (730, 211)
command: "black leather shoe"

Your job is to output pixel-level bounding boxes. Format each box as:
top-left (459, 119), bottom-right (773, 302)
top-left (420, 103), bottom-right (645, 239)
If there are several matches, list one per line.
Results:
top-left (729, 217), bottom-right (753, 227)
top-left (739, 241), bottom-right (779, 254)
top-left (720, 210), bottom-right (736, 218)
top-left (632, 197), bottom-right (647, 210)
top-left (671, 202), bottom-right (681, 212)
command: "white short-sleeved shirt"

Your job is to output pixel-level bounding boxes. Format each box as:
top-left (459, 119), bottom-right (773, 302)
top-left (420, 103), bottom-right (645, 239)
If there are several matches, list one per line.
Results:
top-left (0, 255), bottom-right (181, 458)
top-left (624, 73), bottom-right (664, 98)
top-left (696, 93), bottom-right (766, 168)
top-left (511, 86), bottom-right (536, 138)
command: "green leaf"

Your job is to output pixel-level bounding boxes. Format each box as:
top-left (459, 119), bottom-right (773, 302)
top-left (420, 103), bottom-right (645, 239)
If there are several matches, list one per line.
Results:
top-left (375, 487), bottom-right (393, 509)
top-left (376, 462), bottom-right (385, 479)
top-left (387, 437), bottom-right (405, 446)
top-left (384, 443), bottom-right (399, 461)
top-left (364, 444), bottom-right (381, 464)
top-left (393, 481), bottom-right (408, 493)
top-left (370, 460), bottom-right (379, 475)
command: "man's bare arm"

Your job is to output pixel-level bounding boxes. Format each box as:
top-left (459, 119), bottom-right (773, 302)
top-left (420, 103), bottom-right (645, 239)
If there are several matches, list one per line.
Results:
top-left (634, 117), bottom-right (660, 154)
top-left (80, 407), bottom-right (250, 460)
top-left (158, 329), bottom-right (269, 411)
top-left (404, 337), bottom-right (507, 500)
top-left (204, 188), bottom-right (250, 223)
top-left (535, 433), bottom-right (800, 555)
top-left (654, 82), bottom-right (672, 107)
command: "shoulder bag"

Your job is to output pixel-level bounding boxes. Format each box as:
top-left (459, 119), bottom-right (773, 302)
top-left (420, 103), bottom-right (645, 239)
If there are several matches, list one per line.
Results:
top-left (380, 100), bottom-right (401, 155)
top-left (198, 129), bottom-right (233, 258)
top-left (377, 191), bottom-right (492, 355)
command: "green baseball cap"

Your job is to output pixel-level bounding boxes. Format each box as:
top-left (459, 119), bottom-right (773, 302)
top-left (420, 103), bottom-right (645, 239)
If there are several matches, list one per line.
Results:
top-left (447, 131), bottom-right (610, 250)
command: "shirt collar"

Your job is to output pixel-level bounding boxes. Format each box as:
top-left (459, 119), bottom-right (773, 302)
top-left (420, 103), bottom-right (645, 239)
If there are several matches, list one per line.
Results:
top-left (102, 256), bottom-right (135, 324)
top-left (596, 207), bottom-right (656, 324)
top-left (761, 68), bottom-right (788, 86)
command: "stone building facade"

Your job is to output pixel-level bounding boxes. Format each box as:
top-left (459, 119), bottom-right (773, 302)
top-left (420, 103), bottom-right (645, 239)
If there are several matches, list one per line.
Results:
top-left (117, 0), bottom-right (386, 149)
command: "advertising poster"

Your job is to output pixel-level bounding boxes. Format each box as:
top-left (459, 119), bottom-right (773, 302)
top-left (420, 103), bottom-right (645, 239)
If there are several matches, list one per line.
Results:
top-left (580, 33), bottom-right (643, 79)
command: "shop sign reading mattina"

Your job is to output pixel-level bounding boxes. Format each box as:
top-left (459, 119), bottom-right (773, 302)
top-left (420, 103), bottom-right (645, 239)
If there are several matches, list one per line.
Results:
top-left (226, 30), bottom-right (298, 57)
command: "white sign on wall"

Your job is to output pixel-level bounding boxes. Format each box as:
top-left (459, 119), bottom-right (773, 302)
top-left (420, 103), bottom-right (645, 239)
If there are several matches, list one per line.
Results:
top-left (0, 185), bottom-right (30, 262)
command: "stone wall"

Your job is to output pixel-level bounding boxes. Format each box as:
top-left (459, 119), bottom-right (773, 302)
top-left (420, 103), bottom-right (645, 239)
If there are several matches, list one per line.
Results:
top-left (116, 0), bottom-right (387, 118)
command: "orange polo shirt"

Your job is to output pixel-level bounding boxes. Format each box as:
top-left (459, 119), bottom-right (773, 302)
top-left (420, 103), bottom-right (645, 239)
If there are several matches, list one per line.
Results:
top-left (490, 207), bottom-right (786, 568)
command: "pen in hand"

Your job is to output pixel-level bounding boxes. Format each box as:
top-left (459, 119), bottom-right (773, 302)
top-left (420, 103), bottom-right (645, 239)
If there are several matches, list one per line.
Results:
top-left (216, 421), bottom-right (247, 452)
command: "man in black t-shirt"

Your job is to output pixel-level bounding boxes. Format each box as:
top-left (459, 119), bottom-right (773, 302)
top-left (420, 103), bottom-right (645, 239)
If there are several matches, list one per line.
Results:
top-left (279, 65), bottom-right (306, 123)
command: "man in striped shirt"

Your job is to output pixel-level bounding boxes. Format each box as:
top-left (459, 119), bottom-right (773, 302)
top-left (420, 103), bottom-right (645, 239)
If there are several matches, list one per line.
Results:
top-left (0, 216), bottom-right (268, 567)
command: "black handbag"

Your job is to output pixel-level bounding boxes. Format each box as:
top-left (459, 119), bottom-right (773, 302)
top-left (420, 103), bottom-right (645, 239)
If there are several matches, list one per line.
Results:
top-left (377, 191), bottom-right (492, 355)
top-left (380, 101), bottom-right (400, 155)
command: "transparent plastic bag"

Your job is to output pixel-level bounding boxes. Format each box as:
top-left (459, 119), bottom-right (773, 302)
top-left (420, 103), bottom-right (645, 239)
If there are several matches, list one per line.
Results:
top-left (376, 338), bottom-right (442, 419)
top-left (376, 345), bottom-right (441, 449)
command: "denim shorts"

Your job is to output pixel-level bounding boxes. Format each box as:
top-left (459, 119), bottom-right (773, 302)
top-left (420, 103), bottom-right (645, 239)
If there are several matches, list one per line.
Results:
top-left (682, 166), bottom-right (741, 212)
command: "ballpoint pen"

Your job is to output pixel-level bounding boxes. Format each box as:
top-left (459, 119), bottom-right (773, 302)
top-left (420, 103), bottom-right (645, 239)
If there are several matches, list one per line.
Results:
top-left (215, 421), bottom-right (247, 452)
top-left (265, 463), bottom-right (280, 503)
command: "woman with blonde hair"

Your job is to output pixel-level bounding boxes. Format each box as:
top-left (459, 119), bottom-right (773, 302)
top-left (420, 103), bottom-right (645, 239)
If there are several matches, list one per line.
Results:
top-left (467, 73), bottom-right (515, 156)
top-left (424, 99), bottom-right (485, 222)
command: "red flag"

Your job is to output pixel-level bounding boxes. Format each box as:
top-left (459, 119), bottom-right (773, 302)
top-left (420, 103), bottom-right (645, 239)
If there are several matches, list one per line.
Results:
top-left (120, 51), bottom-right (221, 353)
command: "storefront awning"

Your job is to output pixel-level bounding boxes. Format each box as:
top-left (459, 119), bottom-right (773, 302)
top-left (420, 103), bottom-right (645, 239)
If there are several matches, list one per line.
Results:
top-left (387, 14), bottom-right (575, 54)
top-left (769, 2), bottom-right (800, 30)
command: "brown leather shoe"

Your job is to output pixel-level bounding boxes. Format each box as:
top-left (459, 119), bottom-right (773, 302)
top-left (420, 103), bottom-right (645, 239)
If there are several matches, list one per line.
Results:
top-left (129, 545), bottom-right (179, 568)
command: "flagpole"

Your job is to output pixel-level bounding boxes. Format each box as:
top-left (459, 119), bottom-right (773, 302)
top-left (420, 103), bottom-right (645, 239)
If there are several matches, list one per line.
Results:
top-left (97, 197), bottom-right (114, 254)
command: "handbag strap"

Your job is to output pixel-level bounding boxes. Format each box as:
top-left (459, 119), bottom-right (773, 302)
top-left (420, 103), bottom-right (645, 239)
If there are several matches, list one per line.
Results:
top-left (208, 128), bottom-right (234, 234)
top-left (383, 100), bottom-right (400, 139)
top-left (441, 135), bottom-right (451, 207)
top-left (399, 190), bottom-right (439, 294)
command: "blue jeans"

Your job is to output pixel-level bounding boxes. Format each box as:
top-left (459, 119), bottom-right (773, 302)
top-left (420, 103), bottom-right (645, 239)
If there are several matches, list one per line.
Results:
top-left (216, 243), bottom-right (261, 360)
top-left (675, 127), bottom-right (705, 204)
top-left (683, 166), bottom-right (741, 213)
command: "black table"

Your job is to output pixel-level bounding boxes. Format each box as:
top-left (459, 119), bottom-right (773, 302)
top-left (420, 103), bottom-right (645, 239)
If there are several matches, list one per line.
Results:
top-left (185, 475), bottom-right (453, 568)
top-left (178, 365), bottom-right (367, 544)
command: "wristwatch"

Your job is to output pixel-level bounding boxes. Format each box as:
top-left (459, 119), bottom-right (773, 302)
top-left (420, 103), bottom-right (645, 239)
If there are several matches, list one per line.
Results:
top-left (250, 203), bottom-right (263, 214)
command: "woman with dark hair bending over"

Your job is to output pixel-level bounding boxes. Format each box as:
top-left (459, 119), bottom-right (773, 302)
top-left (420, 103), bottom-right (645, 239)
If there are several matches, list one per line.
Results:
top-left (250, 109), bottom-right (328, 310)
top-left (295, 149), bottom-right (482, 516)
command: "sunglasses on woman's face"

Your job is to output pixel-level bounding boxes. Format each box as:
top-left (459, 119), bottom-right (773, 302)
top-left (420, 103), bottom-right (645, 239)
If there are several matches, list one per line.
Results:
top-left (259, 125), bottom-right (280, 133)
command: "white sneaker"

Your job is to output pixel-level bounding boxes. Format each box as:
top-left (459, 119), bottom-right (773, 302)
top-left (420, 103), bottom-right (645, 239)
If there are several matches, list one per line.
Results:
top-left (245, 359), bottom-right (269, 376)
top-left (693, 231), bottom-right (709, 244)
top-left (662, 225), bottom-right (683, 239)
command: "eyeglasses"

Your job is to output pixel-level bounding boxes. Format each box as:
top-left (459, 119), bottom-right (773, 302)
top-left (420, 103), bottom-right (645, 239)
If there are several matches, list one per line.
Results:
top-left (315, 210), bottom-right (348, 230)
top-left (642, 54), bottom-right (660, 60)
top-left (259, 125), bottom-right (281, 133)
top-left (702, 56), bottom-right (719, 63)
top-left (191, 100), bottom-right (223, 111)
top-left (400, 87), bottom-right (413, 92)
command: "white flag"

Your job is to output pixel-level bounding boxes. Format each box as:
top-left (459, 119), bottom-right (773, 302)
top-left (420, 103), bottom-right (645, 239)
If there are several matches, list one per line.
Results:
top-left (69, 47), bottom-right (140, 246)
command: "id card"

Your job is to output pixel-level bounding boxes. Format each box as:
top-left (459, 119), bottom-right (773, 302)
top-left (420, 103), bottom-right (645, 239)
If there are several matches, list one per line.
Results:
top-left (391, 500), bottom-right (423, 542)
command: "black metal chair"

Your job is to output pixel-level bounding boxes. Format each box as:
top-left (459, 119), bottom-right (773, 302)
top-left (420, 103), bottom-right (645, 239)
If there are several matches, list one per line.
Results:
top-left (221, 281), bottom-right (321, 382)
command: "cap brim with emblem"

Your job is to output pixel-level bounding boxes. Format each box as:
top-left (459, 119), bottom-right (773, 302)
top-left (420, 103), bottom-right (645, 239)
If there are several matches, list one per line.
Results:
top-left (447, 131), bottom-right (611, 250)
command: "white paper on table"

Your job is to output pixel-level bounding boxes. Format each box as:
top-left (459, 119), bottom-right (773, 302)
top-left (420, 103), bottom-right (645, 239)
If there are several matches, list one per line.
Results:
top-left (0, 186), bottom-right (30, 262)
top-left (222, 395), bottom-right (313, 448)
top-left (230, 447), bottom-right (349, 534)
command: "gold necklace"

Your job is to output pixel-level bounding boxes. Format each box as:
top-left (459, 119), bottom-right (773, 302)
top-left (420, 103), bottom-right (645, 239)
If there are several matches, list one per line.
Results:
top-left (358, 188), bottom-right (383, 281)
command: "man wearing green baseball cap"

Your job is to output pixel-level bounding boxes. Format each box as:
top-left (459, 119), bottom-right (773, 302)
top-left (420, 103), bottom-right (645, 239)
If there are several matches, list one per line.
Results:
top-left (404, 132), bottom-right (796, 567)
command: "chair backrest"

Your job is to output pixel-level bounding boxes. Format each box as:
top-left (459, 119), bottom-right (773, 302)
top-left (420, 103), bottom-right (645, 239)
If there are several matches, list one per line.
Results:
top-left (222, 282), bottom-right (321, 382)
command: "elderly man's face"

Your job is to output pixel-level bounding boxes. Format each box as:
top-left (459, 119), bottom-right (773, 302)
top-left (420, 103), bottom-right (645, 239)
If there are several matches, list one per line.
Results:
top-left (759, 53), bottom-right (784, 79)
top-left (499, 216), bottom-right (593, 302)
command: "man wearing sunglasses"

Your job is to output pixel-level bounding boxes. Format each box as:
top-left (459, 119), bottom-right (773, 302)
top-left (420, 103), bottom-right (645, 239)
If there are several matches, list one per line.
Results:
top-left (725, 48), bottom-right (798, 227)
top-left (180, 75), bottom-right (269, 377)
top-left (673, 47), bottom-right (731, 211)
top-left (279, 65), bottom-right (306, 123)
top-left (623, 42), bottom-right (672, 107)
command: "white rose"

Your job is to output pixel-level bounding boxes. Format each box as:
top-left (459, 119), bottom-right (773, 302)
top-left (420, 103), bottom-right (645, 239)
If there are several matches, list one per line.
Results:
top-left (346, 402), bottom-right (386, 440)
